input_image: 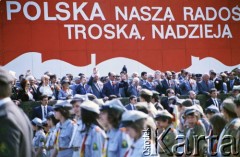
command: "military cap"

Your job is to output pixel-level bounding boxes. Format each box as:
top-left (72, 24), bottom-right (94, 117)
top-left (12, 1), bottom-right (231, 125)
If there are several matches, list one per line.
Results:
top-left (121, 110), bottom-right (148, 127)
top-left (80, 100), bottom-right (100, 114)
top-left (154, 109), bottom-right (173, 120)
top-left (100, 99), bottom-right (126, 113)
top-left (222, 99), bottom-right (236, 113)
top-left (233, 85), bottom-right (240, 91)
top-left (210, 70), bottom-right (216, 75)
top-left (205, 105), bottom-right (219, 114)
top-left (182, 99), bottom-right (193, 107)
top-left (53, 100), bottom-right (72, 110)
top-left (32, 117), bottom-right (42, 127)
top-left (140, 89), bottom-right (153, 96)
top-left (220, 73), bottom-right (227, 77)
top-left (0, 67), bottom-right (14, 84)
top-left (61, 79), bottom-right (70, 85)
top-left (195, 74), bottom-right (202, 78)
top-left (46, 111), bottom-right (55, 119)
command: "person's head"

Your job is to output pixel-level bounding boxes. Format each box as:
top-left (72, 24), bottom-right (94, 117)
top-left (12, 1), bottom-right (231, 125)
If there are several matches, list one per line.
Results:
top-left (80, 75), bottom-right (86, 84)
top-left (181, 69), bottom-right (186, 76)
top-left (210, 88), bottom-right (218, 98)
top-left (209, 70), bottom-right (217, 80)
top-left (172, 71), bottom-right (176, 79)
top-left (108, 72), bottom-right (116, 81)
top-left (232, 86), bottom-right (240, 97)
top-left (154, 70), bottom-right (161, 80)
top-left (147, 73), bottom-right (154, 82)
top-left (121, 111), bottom-right (148, 140)
top-left (50, 74), bottom-right (57, 83)
top-left (184, 109), bottom-right (200, 128)
top-left (202, 73), bottom-right (210, 81)
top-left (132, 77), bottom-right (140, 86)
top-left (100, 100), bottom-right (125, 130)
top-left (42, 75), bottom-right (50, 86)
top-left (141, 72), bottom-right (147, 80)
top-left (229, 72), bottom-right (235, 80)
top-left (46, 112), bottom-right (59, 128)
top-left (189, 91), bottom-right (196, 99)
top-left (0, 68), bottom-right (14, 98)
top-left (70, 99), bottom-right (83, 117)
top-left (166, 88), bottom-right (175, 97)
top-left (234, 94), bottom-right (240, 117)
top-left (20, 78), bottom-right (30, 90)
top-left (73, 76), bottom-right (81, 84)
top-left (53, 101), bottom-right (72, 121)
top-left (220, 73), bottom-right (228, 82)
top-left (131, 72), bottom-right (138, 79)
top-left (205, 105), bottom-right (219, 120)
top-left (165, 71), bottom-right (172, 80)
top-left (221, 99), bottom-right (238, 121)
top-left (209, 114), bottom-right (227, 136)
top-left (26, 75), bottom-right (35, 86)
top-left (41, 95), bottom-right (49, 106)
top-left (61, 79), bottom-right (70, 89)
top-left (129, 95), bottom-right (137, 104)
top-left (140, 89), bottom-right (152, 103)
top-left (154, 110), bottom-right (173, 129)
top-left (151, 92), bottom-right (160, 103)
top-left (31, 117), bottom-right (43, 131)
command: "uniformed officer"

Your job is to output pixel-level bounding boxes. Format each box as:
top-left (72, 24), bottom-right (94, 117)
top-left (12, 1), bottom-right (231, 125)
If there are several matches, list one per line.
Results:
top-left (139, 89), bottom-right (158, 117)
top-left (183, 108), bottom-right (207, 157)
top-left (100, 99), bottom-right (131, 157)
top-left (69, 95), bottom-right (85, 157)
top-left (217, 99), bottom-right (240, 157)
top-left (121, 110), bottom-right (158, 157)
top-left (51, 101), bottom-right (75, 157)
top-left (154, 110), bottom-right (178, 157)
top-left (45, 112), bottom-right (59, 157)
top-left (79, 100), bottom-right (107, 157)
top-left (32, 117), bottom-right (47, 157)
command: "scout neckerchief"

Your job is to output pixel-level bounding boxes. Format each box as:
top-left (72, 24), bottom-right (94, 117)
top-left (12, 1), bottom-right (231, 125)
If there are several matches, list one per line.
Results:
top-left (102, 136), bottom-right (108, 157)
top-left (80, 133), bottom-right (88, 157)
top-left (123, 145), bottom-right (134, 157)
top-left (54, 128), bottom-right (61, 150)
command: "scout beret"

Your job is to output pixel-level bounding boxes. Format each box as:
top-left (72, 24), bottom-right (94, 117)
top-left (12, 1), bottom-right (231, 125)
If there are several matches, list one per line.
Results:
top-left (182, 99), bottom-right (193, 107)
top-left (121, 110), bottom-right (148, 127)
top-left (140, 89), bottom-right (153, 96)
top-left (80, 100), bottom-right (100, 114)
top-left (32, 117), bottom-right (42, 127)
top-left (233, 85), bottom-right (240, 91)
top-left (222, 99), bottom-right (236, 113)
top-left (154, 109), bottom-right (173, 120)
top-left (100, 99), bottom-right (126, 113)
top-left (53, 100), bottom-right (72, 110)
top-left (46, 111), bottom-right (55, 119)
top-left (0, 67), bottom-right (14, 84)
top-left (205, 105), bottom-right (219, 114)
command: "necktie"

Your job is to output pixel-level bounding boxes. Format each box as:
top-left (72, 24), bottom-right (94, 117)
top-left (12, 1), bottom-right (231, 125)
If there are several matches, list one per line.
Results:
top-left (214, 99), bottom-right (218, 107)
top-left (44, 106), bottom-right (47, 118)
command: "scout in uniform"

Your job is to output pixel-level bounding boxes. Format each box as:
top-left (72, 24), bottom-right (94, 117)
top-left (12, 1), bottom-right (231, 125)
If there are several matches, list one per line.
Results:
top-left (45, 112), bottom-right (59, 157)
top-left (154, 110), bottom-right (178, 157)
top-left (32, 117), bottom-right (47, 157)
top-left (205, 105), bottom-right (220, 120)
top-left (79, 100), bottom-right (107, 157)
top-left (51, 101), bottom-right (75, 157)
top-left (121, 110), bottom-right (158, 157)
top-left (217, 99), bottom-right (240, 157)
top-left (139, 89), bottom-right (158, 117)
top-left (100, 99), bottom-right (131, 157)
top-left (183, 108), bottom-right (207, 157)
top-left (69, 95), bottom-right (85, 157)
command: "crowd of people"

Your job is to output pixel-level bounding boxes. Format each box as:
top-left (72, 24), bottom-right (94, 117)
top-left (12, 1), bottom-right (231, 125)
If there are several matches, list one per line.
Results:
top-left (1, 66), bottom-right (240, 157)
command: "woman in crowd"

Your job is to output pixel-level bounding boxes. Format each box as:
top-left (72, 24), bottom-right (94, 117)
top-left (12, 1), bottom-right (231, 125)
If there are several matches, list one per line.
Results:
top-left (79, 100), bottom-right (107, 157)
top-left (32, 117), bottom-right (46, 157)
top-left (100, 99), bottom-right (131, 157)
top-left (58, 79), bottom-right (73, 100)
top-left (45, 112), bottom-right (59, 157)
top-left (52, 101), bottom-right (75, 157)
top-left (121, 110), bottom-right (157, 157)
top-left (17, 78), bottom-right (35, 101)
top-left (37, 75), bottom-right (54, 100)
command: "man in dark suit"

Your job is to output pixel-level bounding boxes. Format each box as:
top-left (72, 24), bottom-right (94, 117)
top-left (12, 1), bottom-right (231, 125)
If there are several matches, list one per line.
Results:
top-left (102, 72), bottom-right (120, 100)
top-left (205, 88), bottom-right (222, 110)
top-left (87, 68), bottom-right (103, 98)
top-left (142, 73), bottom-right (155, 91)
top-left (198, 74), bottom-right (215, 96)
top-left (139, 71), bottom-right (148, 87)
top-left (227, 72), bottom-right (240, 92)
top-left (125, 95), bottom-right (137, 110)
top-left (0, 68), bottom-right (33, 157)
top-left (210, 70), bottom-right (224, 93)
top-left (161, 71), bottom-right (180, 95)
top-left (32, 95), bottom-right (53, 120)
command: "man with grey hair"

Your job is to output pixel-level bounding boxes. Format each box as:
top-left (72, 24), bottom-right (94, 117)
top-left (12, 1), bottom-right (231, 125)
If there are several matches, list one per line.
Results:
top-left (0, 67), bottom-right (33, 157)
top-left (87, 67), bottom-right (103, 98)
top-left (127, 77), bottom-right (141, 97)
top-left (198, 73), bottom-right (215, 96)
top-left (26, 75), bottom-right (38, 100)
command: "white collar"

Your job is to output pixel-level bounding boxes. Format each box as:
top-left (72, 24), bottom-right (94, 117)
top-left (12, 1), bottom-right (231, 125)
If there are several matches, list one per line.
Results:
top-left (0, 97), bottom-right (12, 107)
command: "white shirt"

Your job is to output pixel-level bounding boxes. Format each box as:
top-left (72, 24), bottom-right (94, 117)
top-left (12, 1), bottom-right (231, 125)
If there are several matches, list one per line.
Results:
top-left (0, 97), bottom-right (12, 107)
top-left (41, 105), bottom-right (47, 120)
top-left (39, 85), bottom-right (53, 97)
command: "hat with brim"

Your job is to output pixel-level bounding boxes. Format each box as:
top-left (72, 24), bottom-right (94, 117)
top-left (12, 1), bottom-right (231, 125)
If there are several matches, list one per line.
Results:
top-left (32, 117), bottom-right (42, 127)
top-left (154, 110), bottom-right (173, 120)
top-left (0, 67), bottom-right (14, 84)
top-left (222, 99), bottom-right (236, 113)
top-left (233, 85), bottom-right (240, 91)
top-left (80, 100), bottom-right (100, 114)
top-left (121, 110), bottom-right (148, 127)
top-left (53, 100), bottom-right (72, 110)
top-left (100, 99), bottom-right (126, 113)
top-left (46, 111), bottom-right (55, 119)
top-left (205, 105), bottom-right (219, 114)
